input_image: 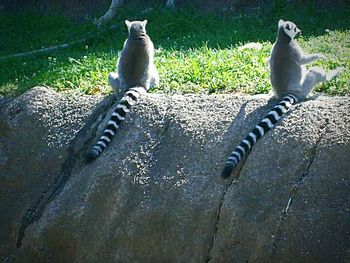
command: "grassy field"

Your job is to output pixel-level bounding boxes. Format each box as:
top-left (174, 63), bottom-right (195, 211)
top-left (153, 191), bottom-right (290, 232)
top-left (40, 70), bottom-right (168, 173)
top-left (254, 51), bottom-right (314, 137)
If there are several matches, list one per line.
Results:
top-left (0, 3), bottom-right (349, 96)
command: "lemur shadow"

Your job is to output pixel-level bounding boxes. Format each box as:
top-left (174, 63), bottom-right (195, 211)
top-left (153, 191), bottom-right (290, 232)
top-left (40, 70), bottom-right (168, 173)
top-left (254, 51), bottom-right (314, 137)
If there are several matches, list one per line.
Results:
top-left (81, 88), bottom-right (137, 155)
top-left (220, 95), bottom-right (285, 179)
top-left (16, 93), bottom-right (120, 244)
top-left (38, 89), bottom-right (136, 208)
top-left (76, 93), bottom-right (120, 162)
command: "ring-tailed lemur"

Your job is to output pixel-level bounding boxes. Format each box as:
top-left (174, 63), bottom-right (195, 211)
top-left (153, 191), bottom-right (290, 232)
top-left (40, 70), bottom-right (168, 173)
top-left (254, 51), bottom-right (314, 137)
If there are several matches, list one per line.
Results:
top-left (221, 19), bottom-right (343, 178)
top-left (86, 20), bottom-right (159, 162)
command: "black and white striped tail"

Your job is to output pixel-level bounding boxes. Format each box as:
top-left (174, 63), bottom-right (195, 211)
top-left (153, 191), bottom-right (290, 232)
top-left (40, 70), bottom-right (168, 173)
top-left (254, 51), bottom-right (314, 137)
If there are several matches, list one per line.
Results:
top-left (86, 86), bottom-right (146, 162)
top-left (221, 94), bottom-right (298, 178)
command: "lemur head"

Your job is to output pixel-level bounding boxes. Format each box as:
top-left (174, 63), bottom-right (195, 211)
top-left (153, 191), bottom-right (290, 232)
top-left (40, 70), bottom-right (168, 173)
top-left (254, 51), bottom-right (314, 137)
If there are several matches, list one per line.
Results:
top-left (125, 20), bottom-right (147, 35)
top-left (278, 19), bottom-right (301, 40)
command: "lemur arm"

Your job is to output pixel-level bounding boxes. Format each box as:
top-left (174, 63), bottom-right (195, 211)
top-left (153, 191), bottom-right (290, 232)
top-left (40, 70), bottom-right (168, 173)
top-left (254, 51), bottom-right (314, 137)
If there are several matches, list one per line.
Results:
top-left (299, 53), bottom-right (326, 65)
top-left (294, 42), bottom-right (326, 65)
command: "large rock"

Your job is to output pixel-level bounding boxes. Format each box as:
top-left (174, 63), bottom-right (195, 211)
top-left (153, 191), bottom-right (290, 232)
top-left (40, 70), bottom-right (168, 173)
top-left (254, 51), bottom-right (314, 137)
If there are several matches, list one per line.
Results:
top-left (1, 87), bottom-right (349, 262)
top-left (0, 87), bottom-right (106, 261)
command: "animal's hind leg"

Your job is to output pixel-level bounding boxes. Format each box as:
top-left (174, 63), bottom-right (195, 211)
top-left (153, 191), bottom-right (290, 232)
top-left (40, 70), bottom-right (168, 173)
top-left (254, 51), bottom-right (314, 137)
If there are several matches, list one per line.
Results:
top-left (298, 66), bottom-right (344, 99)
top-left (298, 66), bottom-right (327, 99)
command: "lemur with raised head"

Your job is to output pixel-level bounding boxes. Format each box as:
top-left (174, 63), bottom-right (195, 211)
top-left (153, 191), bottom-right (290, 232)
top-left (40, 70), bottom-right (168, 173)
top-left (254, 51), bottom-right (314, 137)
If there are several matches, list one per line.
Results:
top-left (221, 19), bottom-right (343, 178)
top-left (86, 20), bottom-right (159, 162)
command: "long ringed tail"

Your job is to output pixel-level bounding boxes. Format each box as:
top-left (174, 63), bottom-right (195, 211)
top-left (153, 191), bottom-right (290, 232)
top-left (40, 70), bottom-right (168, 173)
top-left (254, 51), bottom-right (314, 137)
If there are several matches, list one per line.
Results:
top-left (221, 94), bottom-right (298, 178)
top-left (86, 86), bottom-right (146, 162)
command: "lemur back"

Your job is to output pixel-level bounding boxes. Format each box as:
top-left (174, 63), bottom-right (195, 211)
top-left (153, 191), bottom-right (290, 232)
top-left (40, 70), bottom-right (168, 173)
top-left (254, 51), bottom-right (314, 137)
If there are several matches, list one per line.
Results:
top-left (118, 20), bottom-right (156, 90)
top-left (86, 20), bottom-right (159, 162)
top-left (270, 38), bottom-right (302, 98)
top-left (221, 19), bottom-right (343, 178)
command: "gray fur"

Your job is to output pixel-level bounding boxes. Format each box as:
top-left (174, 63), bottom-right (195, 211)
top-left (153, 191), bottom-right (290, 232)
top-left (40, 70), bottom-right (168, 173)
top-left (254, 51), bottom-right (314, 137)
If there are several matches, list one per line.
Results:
top-left (108, 20), bottom-right (159, 94)
top-left (86, 20), bottom-right (159, 162)
top-left (269, 19), bottom-right (343, 100)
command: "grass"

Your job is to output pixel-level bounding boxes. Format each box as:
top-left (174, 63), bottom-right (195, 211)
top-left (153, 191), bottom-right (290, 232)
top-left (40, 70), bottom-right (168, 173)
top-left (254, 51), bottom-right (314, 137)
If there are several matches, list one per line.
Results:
top-left (0, 3), bottom-right (349, 97)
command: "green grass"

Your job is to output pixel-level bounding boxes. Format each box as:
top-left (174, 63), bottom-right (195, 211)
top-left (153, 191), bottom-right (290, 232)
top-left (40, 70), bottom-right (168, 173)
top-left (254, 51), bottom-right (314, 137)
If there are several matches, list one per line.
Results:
top-left (0, 4), bottom-right (349, 97)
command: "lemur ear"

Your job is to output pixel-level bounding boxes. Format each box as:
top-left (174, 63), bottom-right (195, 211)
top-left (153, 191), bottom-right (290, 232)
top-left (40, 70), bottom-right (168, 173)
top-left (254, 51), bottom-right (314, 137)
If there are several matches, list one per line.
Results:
top-left (141, 20), bottom-right (148, 27)
top-left (125, 20), bottom-right (131, 28)
top-left (278, 19), bottom-right (285, 28)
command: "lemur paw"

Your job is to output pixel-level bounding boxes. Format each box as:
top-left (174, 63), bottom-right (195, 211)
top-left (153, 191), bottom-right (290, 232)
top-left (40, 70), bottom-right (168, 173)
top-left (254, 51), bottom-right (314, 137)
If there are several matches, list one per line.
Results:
top-left (316, 53), bottom-right (327, 60)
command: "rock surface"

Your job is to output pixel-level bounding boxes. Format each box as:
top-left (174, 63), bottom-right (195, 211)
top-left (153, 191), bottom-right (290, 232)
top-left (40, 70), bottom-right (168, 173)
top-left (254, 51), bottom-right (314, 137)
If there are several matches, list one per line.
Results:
top-left (1, 87), bottom-right (349, 262)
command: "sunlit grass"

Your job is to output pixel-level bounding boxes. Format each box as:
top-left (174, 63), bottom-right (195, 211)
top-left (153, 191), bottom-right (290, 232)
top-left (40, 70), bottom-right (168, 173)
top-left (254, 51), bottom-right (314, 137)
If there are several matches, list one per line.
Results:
top-left (0, 5), bottom-right (349, 96)
top-left (154, 44), bottom-right (272, 94)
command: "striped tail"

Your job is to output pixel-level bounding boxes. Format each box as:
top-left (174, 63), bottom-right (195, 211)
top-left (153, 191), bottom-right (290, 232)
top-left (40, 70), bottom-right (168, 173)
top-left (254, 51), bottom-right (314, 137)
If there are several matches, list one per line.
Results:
top-left (86, 86), bottom-right (146, 162)
top-left (221, 94), bottom-right (298, 178)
